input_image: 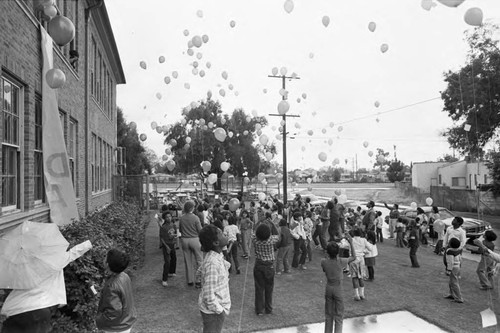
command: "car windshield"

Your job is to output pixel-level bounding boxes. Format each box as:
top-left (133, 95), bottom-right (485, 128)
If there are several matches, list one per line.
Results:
top-left (438, 209), bottom-right (455, 219)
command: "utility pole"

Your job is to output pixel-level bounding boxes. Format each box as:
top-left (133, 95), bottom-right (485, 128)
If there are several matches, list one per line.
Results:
top-left (268, 72), bottom-right (300, 205)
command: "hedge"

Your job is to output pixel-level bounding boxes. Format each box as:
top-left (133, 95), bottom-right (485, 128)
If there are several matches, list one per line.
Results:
top-left (50, 200), bottom-right (147, 332)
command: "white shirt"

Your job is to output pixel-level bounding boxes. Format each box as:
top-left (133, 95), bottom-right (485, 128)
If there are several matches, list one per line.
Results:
top-left (443, 227), bottom-right (466, 249)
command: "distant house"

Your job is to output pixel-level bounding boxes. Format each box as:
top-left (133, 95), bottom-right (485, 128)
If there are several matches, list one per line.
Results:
top-left (412, 160), bottom-right (491, 192)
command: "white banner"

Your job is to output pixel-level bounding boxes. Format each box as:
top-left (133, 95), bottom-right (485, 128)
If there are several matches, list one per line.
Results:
top-left (40, 27), bottom-right (79, 225)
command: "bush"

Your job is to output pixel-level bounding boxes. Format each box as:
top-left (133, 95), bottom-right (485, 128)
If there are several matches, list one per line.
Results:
top-left (51, 200), bottom-right (146, 333)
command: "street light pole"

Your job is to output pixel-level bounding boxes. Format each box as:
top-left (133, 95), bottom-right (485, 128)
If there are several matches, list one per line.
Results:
top-left (268, 73), bottom-right (300, 205)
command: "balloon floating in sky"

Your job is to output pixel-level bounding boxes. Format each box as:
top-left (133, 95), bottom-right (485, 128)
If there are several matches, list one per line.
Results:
top-left (307, 130), bottom-right (314, 136)
top-left (437, 0), bottom-right (465, 7)
top-left (129, 121), bottom-right (137, 130)
top-left (301, 146), bottom-right (306, 152)
top-left (322, 16), bottom-right (330, 27)
top-left (259, 134), bottom-right (269, 145)
top-left (464, 7), bottom-right (483, 26)
top-left (309, 52), bottom-right (314, 59)
top-left (199, 70), bottom-right (205, 77)
top-left (368, 150), bottom-right (373, 157)
top-left (329, 122), bottom-right (335, 128)
top-left (222, 71), bottom-right (228, 80)
top-left (374, 101), bottom-right (380, 108)
top-left (426, 197), bottom-right (433, 206)
top-left (151, 121), bottom-right (157, 130)
top-left (172, 71), bottom-right (178, 79)
top-left (230, 20), bottom-right (236, 28)
top-left (280, 67), bottom-right (287, 76)
top-left (219, 89), bottom-right (226, 97)
top-left (363, 141), bottom-right (369, 148)
top-left (183, 29), bottom-right (189, 36)
top-left (170, 139), bottom-right (177, 147)
top-left (338, 126), bottom-right (343, 132)
top-left (201, 161), bottom-right (211, 173)
top-left (192, 35), bottom-right (202, 48)
top-left (186, 137), bottom-right (192, 144)
top-left (284, 0), bottom-right (294, 13)
top-left (279, 88), bottom-right (288, 97)
top-left (302, 93), bottom-right (307, 99)
top-left (377, 155), bottom-right (385, 164)
top-left (421, 0), bottom-right (436, 11)
top-left (272, 67), bottom-right (279, 76)
top-left (368, 21), bottom-right (376, 32)
top-left (184, 83), bottom-right (190, 89)
top-left (228, 198), bottom-right (240, 212)
top-left (206, 62), bottom-right (212, 69)
top-left (139, 61), bottom-right (147, 70)
top-left (214, 128), bottom-right (227, 142)
top-left (196, 9), bottom-right (203, 18)
top-left (265, 152), bottom-right (273, 161)
top-left (228, 131), bottom-right (233, 138)
top-left (318, 152), bottom-right (327, 162)
top-left (333, 158), bottom-right (340, 165)
top-left (207, 90), bottom-right (212, 99)
top-left (156, 92), bottom-right (162, 100)
top-left (159, 56), bottom-right (165, 63)
top-left (202, 35), bottom-right (209, 43)
top-left (187, 49), bottom-right (194, 56)
top-left (139, 133), bottom-right (147, 141)
top-left (322, 128), bottom-right (327, 134)
top-left (43, 5), bottom-right (57, 19)
top-left (297, 98), bottom-right (301, 103)
top-left (277, 100), bottom-right (290, 115)
top-left (380, 44), bottom-right (389, 53)
top-left (48, 15), bottom-right (75, 46)
top-left (328, 138), bottom-right (333, 146)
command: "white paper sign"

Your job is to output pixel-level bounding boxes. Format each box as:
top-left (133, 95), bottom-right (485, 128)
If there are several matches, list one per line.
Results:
top-left (481, 308), bottom-right (496, 328)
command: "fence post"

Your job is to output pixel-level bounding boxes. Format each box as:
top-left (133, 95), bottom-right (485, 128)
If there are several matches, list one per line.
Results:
top-left (146, 174), bottom-right (150, 212)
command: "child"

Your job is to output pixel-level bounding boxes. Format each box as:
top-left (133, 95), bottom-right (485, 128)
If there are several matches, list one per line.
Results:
top-left (290, 212), bottom-right (308, 270)
top-left (276, 219), bottom-right (292, 275)
top-left (420, 221), bottom-right (429, 245)
top-left (197, 224), bottom-right (231, 333)
top-left (444, 238), bottom-right (463, 303)
top-left (239, 210), bottom-right (253, 259)
top-left (253, 224), bottom-right (280, 315)
top-left (374, 211), bottom-right (384, 243)
top-left (470, 230), bottom-right (497, 290)
top-left (349, 228), bottom-right (373, 301)
top-left (395, 217), bottom-right (406, 248)
top-left (321, 236), bottom-right (356, 333)
top-left (224, 216), bottom-right (241, 274)
top-left (96, 249), bottom-right (137, 333)
top-left (364, 230), bottom-right (378, 280)
top-left (433, 219), bottom-right (446, 255)
top-left (159, 212), bottom-right (178, 286)
top-left (408, 220), bottom-right (420, 268)
top-left (303, 211), bottom-right (314, 262)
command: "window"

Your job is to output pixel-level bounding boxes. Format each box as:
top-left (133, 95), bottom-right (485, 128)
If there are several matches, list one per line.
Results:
top-left (69, 119), bottom-right (78, 195)
top-left (438, 174), bottom-right (442, 185)
top-left (59, 110), bottom-right (66, 142)
top-left (91, 133), bottom-right (96, 192)
top-left (474, 174), bottom-right (477, 186)
top-left (91, 37), bottom-right (96, 96)
top-left (34, 98), bottom-right (44, 203)
top-left (452, 177), bottom-right (466, 187)
top-left (1, 77), bottom-right (21, 210)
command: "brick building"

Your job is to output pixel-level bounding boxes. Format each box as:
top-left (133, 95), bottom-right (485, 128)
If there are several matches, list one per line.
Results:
top-left (0, 0), bottom-right (125, 231)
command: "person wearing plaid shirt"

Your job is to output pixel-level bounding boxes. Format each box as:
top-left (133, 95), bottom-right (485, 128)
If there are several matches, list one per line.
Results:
top-left (197, 225), bottom-right (231, 333)
top-left (253, 224), bottom-right (280, 315)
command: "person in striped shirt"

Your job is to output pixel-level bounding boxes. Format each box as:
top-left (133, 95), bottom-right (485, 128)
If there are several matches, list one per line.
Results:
top-left (197, 225), bottom-right (231, 333)
top-left (253, 223), bottom-right (280, 315)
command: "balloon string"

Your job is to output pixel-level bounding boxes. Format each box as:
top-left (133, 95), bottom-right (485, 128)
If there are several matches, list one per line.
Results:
top-left (237, 238), bottom-right (252, 333)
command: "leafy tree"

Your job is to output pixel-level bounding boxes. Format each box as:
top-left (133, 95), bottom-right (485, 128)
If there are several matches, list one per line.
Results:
top-left (164, 99), bottom-right (269, 190)
top-left (117, 108), bottom-right (151, 175)
top-left (386, 160), bottom-right (406, 182)
top-left (333, 168), bottom-right (341, 182)
top-left (486, 151), bottom-right (500, 196)
top-left (373, 148), bottom-right (391, 169)
top-left (441, 23), bottom-right (500, 159)
top-left (437, 154), bottom-right (459, 163)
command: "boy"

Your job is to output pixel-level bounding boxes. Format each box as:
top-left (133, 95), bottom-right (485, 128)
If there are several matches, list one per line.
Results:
top-left (224, 216), bottom-right (241, 274)
top-left (444, 238), bottom-right (464, 303)
top-left (276, 218), bottom-right (293, 275)
top-left (96, 249), bottom-right (137, 333)
top-left (159, 212), bottom-right (178, 286)
top-left (253, 224), bottom-right (280, 315)
top-left (395, 217), bottom-right (406, 248)
top-left (197, 224), bottom-right (231, 333)
top-left (374, 211), bottom-right (384, 243)
top-left (408, 220), bottom-right (420, 268)
top-left (420, 221), bottom-right (429, 245)
top-left (322, 236), bottom-right (356, 333)
top-left (470, 230), bottom-right (497, 290)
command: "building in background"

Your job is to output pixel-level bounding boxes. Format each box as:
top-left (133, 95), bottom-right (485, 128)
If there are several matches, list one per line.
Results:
top-left (0, 0), bottom-right (125, 231)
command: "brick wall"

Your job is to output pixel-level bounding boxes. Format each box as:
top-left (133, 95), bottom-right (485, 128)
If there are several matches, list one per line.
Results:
top-left (0, 0), bottom-right (119, 230)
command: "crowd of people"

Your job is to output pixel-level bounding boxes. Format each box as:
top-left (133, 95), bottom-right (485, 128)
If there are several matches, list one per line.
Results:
top-left (151, 193), bottom-right (498, 333)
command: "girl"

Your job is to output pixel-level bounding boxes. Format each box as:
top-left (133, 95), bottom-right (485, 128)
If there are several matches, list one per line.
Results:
top-left (303, 211), bottom-right (314, 262)
top-left (349, 228), bottom-right (373, 301)
top-left (364, 230), bottom-right (378, 281)
top-left (374, 211), bottom-right (384, 243)
top-left (223, 216), bottom-right (241, 274)
top-left (290, 212), bottom-right (308, 270)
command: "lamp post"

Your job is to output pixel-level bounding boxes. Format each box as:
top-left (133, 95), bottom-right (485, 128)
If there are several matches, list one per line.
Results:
top-left (268, 72), bottom-right (300, 205)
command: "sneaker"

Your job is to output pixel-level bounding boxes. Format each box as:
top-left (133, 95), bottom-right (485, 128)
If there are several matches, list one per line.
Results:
top-left (162, 281), bottom-right (168, 287)
top-left (444, 295), bottom-right (454, 299)
top-left (284, 270), bottom-right (291, 274)
top-left (276, 271), bottom-right (282, 275)
top-left (354, 296), bottom-right (361, 301)
top-left (360, 295), bottom-right (366, 300)
top-left (300, 265), bottom-right (307, 270)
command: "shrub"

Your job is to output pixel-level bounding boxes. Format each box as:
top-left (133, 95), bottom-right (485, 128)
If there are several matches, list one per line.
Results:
top-left (50, 200), bottom-right (146, 332)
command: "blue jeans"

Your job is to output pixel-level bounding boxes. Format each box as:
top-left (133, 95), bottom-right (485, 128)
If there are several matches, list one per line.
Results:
top-left (254, 260), bottom-right (275, 314)
top-left (292, 238), bottom-right (307, 268)
top-left (325, 284), bottom-right (344, 333)
top-left (200, 311), bottom-right (226, 333)
top-left (276, 245), bottom-right (291, 273)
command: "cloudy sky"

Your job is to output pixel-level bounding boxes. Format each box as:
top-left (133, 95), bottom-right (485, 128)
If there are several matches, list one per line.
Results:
top-left (105, 0), bottom-right (500, 171)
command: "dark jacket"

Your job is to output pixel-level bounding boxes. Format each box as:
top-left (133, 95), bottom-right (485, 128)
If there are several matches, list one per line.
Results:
top-left (278, 226), bottom-right (292, 248)
top-left (96, 272), bottom-right (137, 332)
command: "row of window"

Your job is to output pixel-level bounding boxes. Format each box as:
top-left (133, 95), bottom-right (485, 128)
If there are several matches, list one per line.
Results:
top-left (90, 37), bottom-right (114, 120)
top-left (437, 174), bottom-right (488, 187)
top-left (91, 133), bottom-right (113, 193)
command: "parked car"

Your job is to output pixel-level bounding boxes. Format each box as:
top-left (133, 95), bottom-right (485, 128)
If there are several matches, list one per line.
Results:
top-left (401, 206), bottom-right (491, 242)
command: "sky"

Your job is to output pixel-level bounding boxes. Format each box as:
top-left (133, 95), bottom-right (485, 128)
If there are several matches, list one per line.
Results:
top-left (105, 0), bottom-right (500, 172)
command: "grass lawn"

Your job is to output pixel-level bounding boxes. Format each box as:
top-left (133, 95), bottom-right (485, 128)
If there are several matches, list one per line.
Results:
top-left (132, 211), bottom-right (497, 333)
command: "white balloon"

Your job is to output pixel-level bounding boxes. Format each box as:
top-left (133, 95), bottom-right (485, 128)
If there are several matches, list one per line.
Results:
top-left (186, 136), bottom-right (192, 144)
top-left (192, 68), bottom-right (198, 75)
top-left (380, 44), bottom-right (389, 53)
top-left (368, 150), bottom-right (373, 157)
top-left (150, 121), bottom-right (157, 130)
top-left (322, 16), bottom-right (330, 27)
top-left (426, 197), bottom-right (434, 206)
top-left (156, 92), bottom-right (162, 100)
top-left (159, 56), bottom-right (165, 63)
top-left (263, 88), bottom-right (268, 94)
top-left (374, 101), bottom-right (380, 108)
top-left (184, 83), bottom-right (190, 89)
top-left (187, 49), bottom-right (194, 56)
top-left (183, 29), bottom-right (189, 36)
top-left (196, 9), bottom-right (203, 18)
top-left (139, 61), bottom-right (147, 69)
top-left (309, 52), bottom-right (314, 59)
top-left (214, 128), bottom-right (227, 142)
top-left (228, 131), bottom-right (233, 138)
top-left (410, 202), bottom-right (418, 210)
top-left (464, 7), bottom-right (483, 27)
top-left (272, 67), bottom-right (279, 75)
top-left (437, 0), bottom-right (465, 7)
top-left (295, 122), bottom-right (301, 129)
top-left (363, 141), bottom-right (369, 148)
top-left (219, 89), bottom-right (226, 97)
top-left (192, 35), bottom-right (203, 48)
top-left (284, 0), bottom-right (294, 13)
top-left (222, 71), bottom-right (228, 80)
top-left (196, 52), bottom-right (203, 59)
top-left (199, 70), bottom-right (205, 77)
top-left (172, 71), bottom-right (178, 79)
top-left (265, 152), bottom-right (273, 161)
top-left (368, 21), bottom-right (376, 32)
top-left (280, 67), bottom-right (287, 76)
top-left (296, 98), bottom-right (301, 103)
top-left (208, 173), bottom-right (218, 185)
top-left (202, 35), bottom-right (209, 43)
top-left (206, 62), bottom-right (212, 69)
top-left (318, 152), bottom-right (327, 162)
top-left (302, 93), bottom-right (307, 99)
top-left (207, 90), bottom-right (212, 99)
top-left (421, 0), bottom-right (434, 11)
top-left (258, 192), bottom-right (266, 201)
top-left (338, 126), bottom-right (343, 132)
top-left (164, 76), bottom-right (171, 84)
top-left (259, 134), bottom-right (269, 145)
top-left (230, 20), bottom-right (236, 28)
top-left (279, 88), bottom-right (288, 97)
top-left (252, 110), bottom-right (258, 117)
top-left (277, 100), bottom-right (290, 115)
top-left (220, 162), bottom-right (230, 172)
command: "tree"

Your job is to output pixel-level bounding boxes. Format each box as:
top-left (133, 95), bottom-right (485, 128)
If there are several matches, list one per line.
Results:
top-left (164, 99), bottom-right (269, 190)
top-left (373, 148), bottom-right (391, 170)
top-left (437, 154), bottom-right (459, 163)
top-left (441, 23), bottom-right (500, 159)
top-left (486, 151), bottom-right (500, 196)
top-left (117, 108), bottom-right (151, 175)
top-left (333, 168), bottom-right (341, 182)
top-left (386, 160), bottom-right (406, 182)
